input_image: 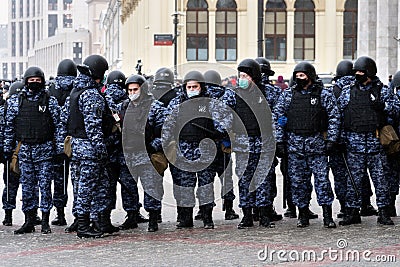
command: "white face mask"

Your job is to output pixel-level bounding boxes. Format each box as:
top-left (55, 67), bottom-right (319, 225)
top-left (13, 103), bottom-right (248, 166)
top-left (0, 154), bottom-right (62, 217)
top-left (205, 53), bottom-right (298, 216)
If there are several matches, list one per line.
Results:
top-left (129, 93), bottom-right (140, 101)
top-left (187, 90), bottom-right (200, 98)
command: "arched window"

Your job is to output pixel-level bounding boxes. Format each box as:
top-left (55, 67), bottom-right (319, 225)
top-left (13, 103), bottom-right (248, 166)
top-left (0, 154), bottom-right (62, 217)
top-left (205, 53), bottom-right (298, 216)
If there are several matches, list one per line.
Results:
top-left (186, 0), bottom-right (209, 61)
top-left (216, 0), bottom-right (237, 61)
top-left (265, 0), bottom-right (287, 61)
top-left (294, 0), bottom-right (315, 60)
top-left (343, 0), bottom-right (357, 59)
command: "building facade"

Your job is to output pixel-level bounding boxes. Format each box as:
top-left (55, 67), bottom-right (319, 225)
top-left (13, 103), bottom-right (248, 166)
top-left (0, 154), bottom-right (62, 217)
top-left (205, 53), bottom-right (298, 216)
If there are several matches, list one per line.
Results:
top-left (114, 0), bottom-right (362, 80)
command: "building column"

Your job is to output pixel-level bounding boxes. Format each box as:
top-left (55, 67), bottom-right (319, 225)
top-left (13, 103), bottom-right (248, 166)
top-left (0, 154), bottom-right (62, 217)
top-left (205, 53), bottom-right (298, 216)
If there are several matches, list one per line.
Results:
top-left (357, 0), bottom-right (377, 58)
top-left (286, 9), bottom-right (295, 64)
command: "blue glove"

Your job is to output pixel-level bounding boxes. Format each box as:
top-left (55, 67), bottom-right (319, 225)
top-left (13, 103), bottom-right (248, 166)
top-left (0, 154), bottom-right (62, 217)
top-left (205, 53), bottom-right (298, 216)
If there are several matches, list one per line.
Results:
top-left (277, 116), bottom-right (288, 127)
top-left (221, 139), bottom-right (231, 148)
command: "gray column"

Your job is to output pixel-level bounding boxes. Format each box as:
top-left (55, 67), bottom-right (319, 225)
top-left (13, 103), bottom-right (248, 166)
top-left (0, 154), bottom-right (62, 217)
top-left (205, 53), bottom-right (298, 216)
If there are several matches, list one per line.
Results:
top-left (357, 0), bottom-right (377, 58)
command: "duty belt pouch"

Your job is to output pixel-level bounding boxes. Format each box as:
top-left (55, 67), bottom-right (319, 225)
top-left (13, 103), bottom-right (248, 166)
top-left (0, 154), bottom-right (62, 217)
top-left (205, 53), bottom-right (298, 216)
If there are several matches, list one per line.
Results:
top-left (10, 141), bottom-right (22, 175)
top-left (64, 136), bottom-right (72, 158)
top-left (150, 152), bottom-right (169, 175)
top-left (379, 125), bottom-right (400, 155)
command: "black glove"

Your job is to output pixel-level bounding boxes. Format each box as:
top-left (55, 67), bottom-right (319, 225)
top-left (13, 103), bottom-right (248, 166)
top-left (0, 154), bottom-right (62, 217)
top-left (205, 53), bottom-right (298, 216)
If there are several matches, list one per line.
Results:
top-left (325, 141), bottom-right (336, 156)
top-left (370, 93), bottom-right (385, 111)
top-left (53, 153), bottom-right (68, 163)
top-left (275, 142), bottom-right (287, 158)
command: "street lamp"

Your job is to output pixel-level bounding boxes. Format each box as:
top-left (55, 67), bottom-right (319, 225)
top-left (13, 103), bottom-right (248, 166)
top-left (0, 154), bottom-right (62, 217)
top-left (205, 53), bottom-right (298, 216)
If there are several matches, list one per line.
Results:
top-left (172, 0), bottom-right (184, 79)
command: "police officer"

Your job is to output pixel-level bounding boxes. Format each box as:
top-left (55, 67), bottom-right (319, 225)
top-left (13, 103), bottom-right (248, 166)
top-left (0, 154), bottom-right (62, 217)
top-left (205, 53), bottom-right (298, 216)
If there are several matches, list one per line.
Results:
top-left (163, 70), bottom-right (218, 229)
top-left (151, 67), bottom-right (179, 106)
top-left (1, 81), bottom-right (24, 226)
top-left (48, 59), bottom-right (77, 226)
top-left (121, 75), bottom-right (165, 232)
top-left (337, 56), bottom-right (397, 226)
top-left (4, 66), bottom-right (61, 234)
top-left (274, 62), bottom-right (339, 228)
top-left (227, 59), bottom-right (276, 229)
top-left (62, 54), bottom-right (111, 238)
top-left (202, 69), bottom-right (239, 221)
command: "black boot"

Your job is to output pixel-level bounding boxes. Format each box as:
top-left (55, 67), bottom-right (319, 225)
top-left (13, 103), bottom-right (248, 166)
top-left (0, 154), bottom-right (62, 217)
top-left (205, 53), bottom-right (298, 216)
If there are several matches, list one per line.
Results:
top-left (339, 208), bottom-right (361, 226)
top-left (3, 209), bottom-right (12, 226)
top-left (119, 211), bottom-right (138, 230)
top-left (157, 209), bottom-right (162, 223)
top-left (284, 203), bottom-right (297, 218)
top-left (238, 208), bottom-right (254, 229)
top-left (389, 194), bottom-right (397, 217)
top-left (271, 206), bottom-right (283, 221)
top-left (297, 207), bottom-right (310, 228)
top-left (322, 205), bottom-right (336, 228)
top-left (137, 210), bottom-right (149, 223)
top-left (14, 210), bottom-right (35, 234)
top-left (77, 214), bottom-right (103, 238)
top-left (177, 207), bottom-right (183, 223)
top-left (98, 210), bottom-right (119, 234)
top-left (360, 202), bottom-right (378, 216)
top-left (33, 209), bottom-right (42, 226)
top-left (337, 200), bottom-right (346, 218)
top-left (202, 206), bottom-right (214, 229)
top-left (223, 200), bottom-right (239, 220)
top-left (252, 207), bottom-right (259, 222)
top-left (51, 207), bottom-right (67, 226)
top-left (65, 217), bottom-right (78, 233)
top-left (259, 206), bottom-right (275, 228)
top-left (194, 208), bottom-right (203, 221)
top-left (148, 210), bottom-right (159, 232)
top-left (377, 207), bottom-right (394, 225)
top-left (176, 207), bottom-right (194, 229)
top-left (41, 212), bottom-right (52, 234)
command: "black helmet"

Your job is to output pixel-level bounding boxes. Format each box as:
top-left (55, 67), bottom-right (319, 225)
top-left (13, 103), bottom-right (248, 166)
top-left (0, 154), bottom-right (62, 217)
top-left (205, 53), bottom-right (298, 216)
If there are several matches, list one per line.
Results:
top-left (125, 74), bottom-right (146, 87)
top-left (23, 66), bottom-right (45, 85)
top-left (353, 56), bottom-right (377, 77)
top-left (57, 59), bottom-right (77, 77)
top-left (78, 54), bottom-right (108, 79)
top-left (391, 71), bottom-right (400, 88)
top-left (237, 58), bottom-right (262, 83)
top-left (293, 62), bottom-right (317, 82)
top-left (255, 57), bottom-right (275, 76)
top-left (204, 70), bottom-right (221, 86)
top-left (8, 81), bottom-right (24, 96)
top-left (154, 67), bottom-right (174, 84)
top-left (106, 70), bottom-right (126, 87)
top-left (183, 70), bottom-right (205, 84)
top-left (335, 60), bottom-right (353, 78)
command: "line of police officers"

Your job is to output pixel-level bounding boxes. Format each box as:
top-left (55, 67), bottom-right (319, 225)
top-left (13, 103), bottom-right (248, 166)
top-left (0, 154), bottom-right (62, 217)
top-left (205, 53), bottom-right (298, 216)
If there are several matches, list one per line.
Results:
top-left (1, 54), bottom-right (399, 238)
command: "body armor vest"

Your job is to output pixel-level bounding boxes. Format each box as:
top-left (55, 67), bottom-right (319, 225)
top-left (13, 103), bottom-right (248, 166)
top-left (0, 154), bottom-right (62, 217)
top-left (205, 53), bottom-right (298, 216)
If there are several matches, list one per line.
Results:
top-left (286, 86), bottom-right (328, 135)
top-left (343, 84), bottom-right (385, 132)
top-left (15, 93), bottom-right (54, 143)
top-left (68, 88), bottom-right (115, 138)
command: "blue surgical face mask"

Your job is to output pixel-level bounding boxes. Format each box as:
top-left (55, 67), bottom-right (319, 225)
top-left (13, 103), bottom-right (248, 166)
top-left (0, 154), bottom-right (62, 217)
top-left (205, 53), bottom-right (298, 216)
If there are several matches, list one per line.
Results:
top-left (187, 90), bottom-right (200, 98)
top-left (238, 78), bottom-right (249, 89)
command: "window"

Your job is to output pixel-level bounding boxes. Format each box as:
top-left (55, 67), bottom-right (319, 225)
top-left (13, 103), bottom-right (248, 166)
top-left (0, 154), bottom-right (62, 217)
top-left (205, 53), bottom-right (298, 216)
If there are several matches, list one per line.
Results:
top-left (343, 0), bottom-right (357, 60)
top-left (19, 22), bottom-right (23, 56)
top-left (215, 0), bottom-right (237, 61)
top-left (265, 0), bottom-right (287, 61)
top-left (73, 42), bottom-right (83, 64)
top-left (12, 0), bottom-right (16, 19)
top-left (63, 14), bottom-right (72, 28)
top-left (186, 0), bottom-right (209, 61)
top-left (64, 0), bottom-right (72, 10)
top-left (11, 23), bottom-right (16, 57)
top-left (19, 0), bottom-right (23, 18)
top-left (48, 14), bottom-right (58, 37)
top-left (26, 21), bottom-right (30, 50)
top-left (48, 0), bottom-right (58, 11)
top-left (294, 0), bottom-right (315, 60)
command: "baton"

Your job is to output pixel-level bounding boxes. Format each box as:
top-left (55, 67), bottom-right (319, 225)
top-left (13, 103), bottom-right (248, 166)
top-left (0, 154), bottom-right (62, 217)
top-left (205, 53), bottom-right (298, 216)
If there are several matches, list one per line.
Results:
top-left (63, 159), bottom-right (66, 196)
top-left (341, 153), bottom-right (360, 199)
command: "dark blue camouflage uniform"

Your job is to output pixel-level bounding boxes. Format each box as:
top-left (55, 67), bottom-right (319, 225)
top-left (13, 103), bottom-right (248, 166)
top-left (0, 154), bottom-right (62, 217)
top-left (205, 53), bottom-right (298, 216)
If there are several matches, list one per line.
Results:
top-left (220, 82), bottom-right (276, 209)
top-left (4, 89), bottom-right (61, 213)
top-left (274, 84), bottom-right (340, 209)
top-left (337, 78), bottom-right (400, 209)
top-left (163, 92), bottom-right (222, 208)
top-left (58, 74), bottom-right (110, 218)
